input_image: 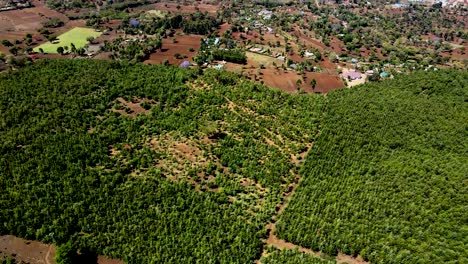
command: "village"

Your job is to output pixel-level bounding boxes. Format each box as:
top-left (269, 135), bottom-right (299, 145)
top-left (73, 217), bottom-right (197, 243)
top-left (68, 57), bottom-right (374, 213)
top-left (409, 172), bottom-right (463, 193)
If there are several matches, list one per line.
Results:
top-left (0, 0), bottom-right (466, 93)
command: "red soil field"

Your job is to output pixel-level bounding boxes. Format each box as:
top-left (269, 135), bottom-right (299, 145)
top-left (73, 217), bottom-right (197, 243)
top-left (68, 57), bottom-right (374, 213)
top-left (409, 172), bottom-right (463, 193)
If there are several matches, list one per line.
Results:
top-left (143, 34), bottom-right (202, 66)
top-left (234, 67), bottom-right (344, 94)
top-left (306, 72), bottom-right (345, 93)
top-left (0, 0), bottom-right (88, 55)
top-left (260, 69), bottom-right (305, 93)
top-left (329, 37), bottom-right (345, 54)
top-left (0, 0), bottom-right (68, 33)
top-left (219, 23), bottom-right (231, 34)
top-left (291, 27), bottom-right (327, 52)
top-left (441, 48), bottom-right (468, 61)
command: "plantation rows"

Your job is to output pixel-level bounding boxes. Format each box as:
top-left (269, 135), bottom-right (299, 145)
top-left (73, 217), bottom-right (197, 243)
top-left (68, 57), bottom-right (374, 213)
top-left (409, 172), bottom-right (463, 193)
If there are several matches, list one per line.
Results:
top-left (275, 70), bottom-right (468, 263)
top-left (0, 60), bottom-right (324, 263)
top-left (0, 60), bottom-right (466, 263)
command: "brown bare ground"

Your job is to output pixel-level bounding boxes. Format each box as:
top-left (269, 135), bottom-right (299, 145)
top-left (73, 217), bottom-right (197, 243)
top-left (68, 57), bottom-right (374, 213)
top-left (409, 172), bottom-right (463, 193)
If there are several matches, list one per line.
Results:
top-left (306, 72), bottom-right (345, 93)
top-left (0, 235), bottom-right (125, 264)
top-left (0, 0), bottom-right (79, 54)
top-left (253, 68), bottom-right (302, 93)
top-left (291, 27), bottom-right (327, 52)
top-left (0, 0), bottom-right (68, 32)
top-left (112, 97), bottom-right (153, 118)
top-left (143, 34), bottom-right (202, 65)
top-left (0, 235), bottom-right (55, 264)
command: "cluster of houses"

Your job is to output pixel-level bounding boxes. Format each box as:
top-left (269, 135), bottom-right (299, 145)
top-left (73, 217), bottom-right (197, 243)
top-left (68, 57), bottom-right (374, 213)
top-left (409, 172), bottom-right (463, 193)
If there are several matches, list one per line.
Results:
top-left (342, 69), bottom-right (390, 81)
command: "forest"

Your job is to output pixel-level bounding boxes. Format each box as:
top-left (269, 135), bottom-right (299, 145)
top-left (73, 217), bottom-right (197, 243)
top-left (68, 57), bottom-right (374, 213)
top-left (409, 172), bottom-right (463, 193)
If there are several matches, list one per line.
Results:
top-left (275, 70), bottom-right (468, 263)
top-left (0, 59), bottom-right (323, 263)
top-left (0, 60), bottom-right (466, 263)
top-left (120, 12), bottom-right (221, 36)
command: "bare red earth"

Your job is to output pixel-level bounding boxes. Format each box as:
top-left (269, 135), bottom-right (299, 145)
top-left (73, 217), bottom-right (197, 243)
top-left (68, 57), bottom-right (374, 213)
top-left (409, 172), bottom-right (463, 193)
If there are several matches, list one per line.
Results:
top-left (144, 34), bottom-right (202, 65)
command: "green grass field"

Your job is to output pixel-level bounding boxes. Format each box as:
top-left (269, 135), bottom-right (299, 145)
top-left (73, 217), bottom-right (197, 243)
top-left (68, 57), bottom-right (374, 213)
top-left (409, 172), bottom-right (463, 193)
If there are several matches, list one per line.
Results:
top-left (146, 10), bottom-right (167, 18)
top-left (33, 27), bottom-right (102, 54)
top-left (246, 52), bottom-right (281, 68)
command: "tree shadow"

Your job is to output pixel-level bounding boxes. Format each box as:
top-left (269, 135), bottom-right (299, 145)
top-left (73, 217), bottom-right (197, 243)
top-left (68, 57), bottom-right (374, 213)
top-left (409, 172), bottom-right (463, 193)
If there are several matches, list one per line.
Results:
top-left (73, 249), bottom-right (99, 264)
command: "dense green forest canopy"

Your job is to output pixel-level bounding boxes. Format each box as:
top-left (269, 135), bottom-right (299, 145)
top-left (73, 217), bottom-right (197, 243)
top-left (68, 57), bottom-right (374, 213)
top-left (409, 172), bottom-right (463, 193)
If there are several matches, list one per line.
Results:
top-left (0, 59), bottom-right (323, 263)
top-left (276, 70), bottom-right (468, 263)
top-left (0, 60), bottom-right (466, 263)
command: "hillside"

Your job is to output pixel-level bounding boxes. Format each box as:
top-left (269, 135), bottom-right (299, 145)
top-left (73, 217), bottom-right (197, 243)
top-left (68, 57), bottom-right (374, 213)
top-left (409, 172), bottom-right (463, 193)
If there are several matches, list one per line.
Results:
top-left (276, 70), bottom-right (468, 263)
top-left (0, 60), bottom-right (467, 263)
top-left (0, 59), bottom-right (324, 263)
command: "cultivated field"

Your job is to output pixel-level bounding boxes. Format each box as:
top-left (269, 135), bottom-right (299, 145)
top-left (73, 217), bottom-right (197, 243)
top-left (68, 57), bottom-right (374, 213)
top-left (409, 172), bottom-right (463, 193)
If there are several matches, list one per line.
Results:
top-left (33, 27), bottom-right (102, 53)
top-left (143, 34), bottom-right (202, 65)
top-left (246, 52), bottom-right (282, 68)
top-left (0, 0), bottom-right (68, 33)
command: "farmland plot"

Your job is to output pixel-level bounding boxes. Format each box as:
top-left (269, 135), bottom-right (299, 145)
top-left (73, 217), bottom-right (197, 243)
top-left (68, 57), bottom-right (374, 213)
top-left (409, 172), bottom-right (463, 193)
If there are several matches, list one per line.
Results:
top-left (33, 27), bottom-right (102, 53)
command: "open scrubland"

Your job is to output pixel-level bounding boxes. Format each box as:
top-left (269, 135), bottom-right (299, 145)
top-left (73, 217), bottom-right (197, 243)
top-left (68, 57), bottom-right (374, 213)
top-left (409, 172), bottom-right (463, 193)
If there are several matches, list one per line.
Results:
top-left (0, 60), bottom-right (466, 263)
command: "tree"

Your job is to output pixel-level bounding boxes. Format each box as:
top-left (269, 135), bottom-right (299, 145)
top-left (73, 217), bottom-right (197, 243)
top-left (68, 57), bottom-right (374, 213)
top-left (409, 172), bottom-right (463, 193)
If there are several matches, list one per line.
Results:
top-left (86, 36), bottom-right (95, 44)
top-left (48, 35), bottom-right (57, 42)
top-left (8, 47), bottom-right (18, 56)
top-left (57, 46), bottom-right (64, 55)
top-left (70, 43), bottom-right (76, 53)
top-left (310, 79), bottom-right (317, 89)
top-left (55, 241), bottom-right (77, 264)
top-left (2, 40), bottom-right (13, 47)
top-left (78, 47), bottom-right (87, 56)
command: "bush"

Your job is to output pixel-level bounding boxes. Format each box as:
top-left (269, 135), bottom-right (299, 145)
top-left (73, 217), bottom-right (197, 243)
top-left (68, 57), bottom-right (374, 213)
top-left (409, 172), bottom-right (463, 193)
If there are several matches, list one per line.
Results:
top-left (56, 241), bottom-right (77, 264)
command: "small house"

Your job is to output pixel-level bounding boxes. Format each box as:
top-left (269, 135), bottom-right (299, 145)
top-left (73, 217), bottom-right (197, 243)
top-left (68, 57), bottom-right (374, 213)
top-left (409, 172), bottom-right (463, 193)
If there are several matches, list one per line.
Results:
top-left (343, 71), bottom-right (362, 80)
top-left (180, 61), bottom-right (190, 68)
top-left (380, 71), bottom-right (389, 78)
top-left (129, 20), bottom-right (140, 27)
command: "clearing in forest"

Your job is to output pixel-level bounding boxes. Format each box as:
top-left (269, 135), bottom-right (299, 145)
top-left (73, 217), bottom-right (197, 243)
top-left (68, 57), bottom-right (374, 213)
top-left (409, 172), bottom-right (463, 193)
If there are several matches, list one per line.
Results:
top-left (33, 27), bottom-right (102, 53)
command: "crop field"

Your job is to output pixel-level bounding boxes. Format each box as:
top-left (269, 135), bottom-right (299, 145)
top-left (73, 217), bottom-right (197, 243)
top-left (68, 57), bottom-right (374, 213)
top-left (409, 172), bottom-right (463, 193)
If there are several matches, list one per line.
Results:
top-left (275, 70), bottom-right (468, 263)
top-left (143, 34), bottom-right (202, 65)
top-left (246, 52), bottom-right (282, 68)
top-left (33, 27), bottom-right (102, 53)
top-left (0, 1), bottom-right (68, 33)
